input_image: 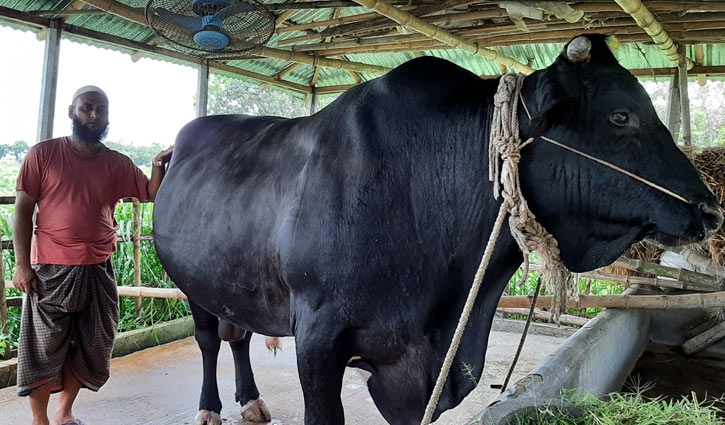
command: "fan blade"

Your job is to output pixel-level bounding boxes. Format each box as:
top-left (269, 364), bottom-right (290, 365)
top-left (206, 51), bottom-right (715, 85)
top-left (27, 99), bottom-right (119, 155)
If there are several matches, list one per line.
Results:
top-left (152, 8), bottom-right (204, 32)
top-left (214, 3), bottom-right (260, 21)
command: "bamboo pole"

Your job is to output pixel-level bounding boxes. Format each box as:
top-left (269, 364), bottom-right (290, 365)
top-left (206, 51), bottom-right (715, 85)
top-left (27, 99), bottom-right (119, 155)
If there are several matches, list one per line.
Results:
top-left (350, 0), bottom-right (533, 74)
top-left (694, 44), bottom-right (706, 86)
top-left (612, 257), bottom-right (724, 290)
top-left (0, 240), bottom-right (8, 335)
top-left (496, 308), bottom-right (589, 327)
top-left (666, 69), bottom-right (681, 137)
top-left (116, 285), bottom-right (188, 300)
top-left (498, 292), bottom-right (725, 310)
top-left (528, 265), bottom-right (718, 293)
top-left (614, 0), bottom-right (694, 69)
top-left (682, 320), bottom-right (725, 355)
top-left (79, 0), bottom-right (390, 75)
top-left (4, 278), bottom-right (724, 310)
top-left (132, 199), bottom-right (142, 317)
top-left (261, 63), bottom-right (302, 91)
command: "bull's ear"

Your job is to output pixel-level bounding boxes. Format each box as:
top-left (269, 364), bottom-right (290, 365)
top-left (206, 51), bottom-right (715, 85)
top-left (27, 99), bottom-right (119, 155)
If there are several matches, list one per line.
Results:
top-left (527, 62), bottom-right (580, 137)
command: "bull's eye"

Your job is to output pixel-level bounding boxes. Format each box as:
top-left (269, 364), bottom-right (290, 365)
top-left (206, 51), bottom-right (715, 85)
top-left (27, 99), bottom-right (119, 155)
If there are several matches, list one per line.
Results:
top-left (609, 111), bottom-right (629, 127)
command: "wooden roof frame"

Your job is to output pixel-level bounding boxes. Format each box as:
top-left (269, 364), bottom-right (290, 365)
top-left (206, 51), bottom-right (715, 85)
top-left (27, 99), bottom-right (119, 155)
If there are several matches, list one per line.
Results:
top-left (3, 1), bottom-right (725, 94)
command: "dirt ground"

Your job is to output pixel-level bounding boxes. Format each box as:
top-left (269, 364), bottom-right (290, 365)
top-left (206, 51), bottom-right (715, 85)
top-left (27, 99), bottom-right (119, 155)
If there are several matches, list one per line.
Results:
top-left (0, 328), bottom-right (568, 425)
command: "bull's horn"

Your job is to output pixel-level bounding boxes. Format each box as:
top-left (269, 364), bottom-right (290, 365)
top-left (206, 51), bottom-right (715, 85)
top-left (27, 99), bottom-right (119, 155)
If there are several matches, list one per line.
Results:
top-left (566, 36), bottom-right (592, 62)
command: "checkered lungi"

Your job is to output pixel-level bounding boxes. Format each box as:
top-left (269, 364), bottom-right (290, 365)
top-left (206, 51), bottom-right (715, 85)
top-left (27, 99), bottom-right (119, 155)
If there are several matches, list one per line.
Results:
top-left (16, 259), bottom-right (120, 396)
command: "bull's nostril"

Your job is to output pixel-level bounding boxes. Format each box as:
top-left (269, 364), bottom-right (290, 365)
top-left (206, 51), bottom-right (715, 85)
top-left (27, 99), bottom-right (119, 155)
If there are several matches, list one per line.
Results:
top-left (698, 202), bottom-right (724, 235)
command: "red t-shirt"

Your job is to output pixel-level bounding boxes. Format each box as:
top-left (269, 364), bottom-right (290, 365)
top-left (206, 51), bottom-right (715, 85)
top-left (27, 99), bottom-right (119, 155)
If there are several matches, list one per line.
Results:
top-left (16, 137), bottom-right (149, 265)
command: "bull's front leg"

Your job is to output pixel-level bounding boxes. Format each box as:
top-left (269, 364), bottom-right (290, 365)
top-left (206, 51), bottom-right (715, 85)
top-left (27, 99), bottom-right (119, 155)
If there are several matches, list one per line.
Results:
top-left (294, 316), bottom-right (349, 424)
top-left (189, 301), bottom-right (225, 425)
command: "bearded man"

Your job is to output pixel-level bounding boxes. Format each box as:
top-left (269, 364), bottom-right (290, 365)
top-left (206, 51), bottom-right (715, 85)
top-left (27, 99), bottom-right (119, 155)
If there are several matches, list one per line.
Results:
top-left (12, 86), bottom-right (173, 425)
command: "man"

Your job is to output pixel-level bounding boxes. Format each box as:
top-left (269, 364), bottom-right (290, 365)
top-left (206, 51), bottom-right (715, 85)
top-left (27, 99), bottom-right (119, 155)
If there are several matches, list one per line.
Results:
top-left (12, 86), bottom-right (173, 425)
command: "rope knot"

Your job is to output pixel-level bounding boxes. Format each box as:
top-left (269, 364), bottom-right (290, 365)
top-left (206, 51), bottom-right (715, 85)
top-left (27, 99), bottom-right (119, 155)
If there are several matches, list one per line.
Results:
top-left (489, 72), bottom-right (573, 324)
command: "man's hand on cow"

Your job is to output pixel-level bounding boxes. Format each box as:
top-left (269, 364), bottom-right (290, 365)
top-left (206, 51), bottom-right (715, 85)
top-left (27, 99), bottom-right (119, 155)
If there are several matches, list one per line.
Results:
top-left (13, 264), bottom-right (38, 295)
top-left (153, 146), bottom-right (174, 168)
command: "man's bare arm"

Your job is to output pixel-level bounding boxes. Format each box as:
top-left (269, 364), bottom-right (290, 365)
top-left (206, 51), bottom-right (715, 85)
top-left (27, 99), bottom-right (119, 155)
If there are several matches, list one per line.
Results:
top-left (147, 146), bottom-right (173, 202)
top-left (13, 191), bottom-right (38, 294)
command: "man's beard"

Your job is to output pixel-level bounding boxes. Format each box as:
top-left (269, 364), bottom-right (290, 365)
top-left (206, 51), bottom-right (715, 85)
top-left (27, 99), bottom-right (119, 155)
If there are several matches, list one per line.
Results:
top-left (72, 116), bottom-right (109, 144)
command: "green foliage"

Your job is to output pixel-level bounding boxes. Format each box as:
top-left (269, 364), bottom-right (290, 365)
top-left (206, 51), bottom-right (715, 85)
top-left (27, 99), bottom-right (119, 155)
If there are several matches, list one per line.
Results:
top-left (643, 80), bottom-right (725, 147)
top-left (507, 254), bottom-right (622, 321)
top-left (104, 140), bottom-right (166, 167)
top-left (207, 73), bottom-right (310, 117)
top-left (0, 141), bottom-right (29, 161)
top-left (513, 389), bottom-right (724, 425)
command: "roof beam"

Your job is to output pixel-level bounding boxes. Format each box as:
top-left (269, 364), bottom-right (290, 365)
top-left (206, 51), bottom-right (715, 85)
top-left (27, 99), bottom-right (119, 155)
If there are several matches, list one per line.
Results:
top-left (278, 0), bottom-right (488, 46)
top-left (313, 65), bottom-right (725, 95)
top-left (0, 6), bottom-right (311, 94)
top-left (350, 0), bottom-right (533, 74)
top-left (78, 0), bottom-right (390, 75)
top-left (614, 0), bottom-right (694, 69)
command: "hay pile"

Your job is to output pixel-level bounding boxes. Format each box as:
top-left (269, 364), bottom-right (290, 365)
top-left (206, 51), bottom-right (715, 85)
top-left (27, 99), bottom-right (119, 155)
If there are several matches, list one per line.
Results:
top-left (604, 146), bottom-right (725, 275)
top-left (691, 147), bottom-right (725, 268)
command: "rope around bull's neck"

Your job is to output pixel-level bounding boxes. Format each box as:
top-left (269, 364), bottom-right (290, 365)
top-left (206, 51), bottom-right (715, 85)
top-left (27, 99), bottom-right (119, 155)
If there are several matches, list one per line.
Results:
top-left (420, 73), bottom-right (564, 425)
top-left (420, 72), bottom-right (694, 425)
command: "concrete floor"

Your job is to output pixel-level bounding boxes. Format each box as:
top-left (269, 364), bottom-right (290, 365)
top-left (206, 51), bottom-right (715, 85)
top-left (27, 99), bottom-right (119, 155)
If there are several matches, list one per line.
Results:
top-left (0, 329), bottom-right (568, 425)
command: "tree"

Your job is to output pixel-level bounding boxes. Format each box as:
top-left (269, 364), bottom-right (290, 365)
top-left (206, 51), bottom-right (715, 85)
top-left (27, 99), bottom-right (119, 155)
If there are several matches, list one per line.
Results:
top-left (0, 143), bottom-right (9, 160)
top-left (10, 140), bottom-right (29, 161)
top-left (206, 74), bottom-right (310, 118)
top-left (104, 140), bottom-right (164, 166)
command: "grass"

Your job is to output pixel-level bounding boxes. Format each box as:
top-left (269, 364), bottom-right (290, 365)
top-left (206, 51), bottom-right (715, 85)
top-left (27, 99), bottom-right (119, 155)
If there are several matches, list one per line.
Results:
top-left (512, 389), bottom-right (725, 425)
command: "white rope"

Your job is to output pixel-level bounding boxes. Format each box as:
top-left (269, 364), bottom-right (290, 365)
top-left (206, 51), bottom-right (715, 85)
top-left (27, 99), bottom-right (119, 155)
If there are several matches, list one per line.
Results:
top-left (420, 202), bottom-right (509, 425)
top-left (421, 73), bottom-right (560, 425)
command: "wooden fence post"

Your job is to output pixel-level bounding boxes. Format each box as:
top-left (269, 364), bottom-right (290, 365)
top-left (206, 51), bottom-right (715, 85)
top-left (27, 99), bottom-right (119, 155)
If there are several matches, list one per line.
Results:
top-left (132, 199), bottom-right (142, 318)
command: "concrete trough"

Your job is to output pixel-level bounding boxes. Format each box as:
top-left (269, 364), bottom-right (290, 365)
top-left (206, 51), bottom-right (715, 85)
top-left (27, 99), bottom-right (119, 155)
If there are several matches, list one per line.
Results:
top-left (468, 286), bottom-right (725, 425)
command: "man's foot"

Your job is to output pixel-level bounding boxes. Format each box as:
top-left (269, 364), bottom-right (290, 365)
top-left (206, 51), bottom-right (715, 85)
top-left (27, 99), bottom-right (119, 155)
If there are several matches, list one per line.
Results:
top-left (55, 412), bottom-right (81, 425)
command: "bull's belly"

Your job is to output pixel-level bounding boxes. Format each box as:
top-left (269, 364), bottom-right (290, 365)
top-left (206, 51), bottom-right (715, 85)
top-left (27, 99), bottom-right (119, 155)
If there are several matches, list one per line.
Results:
top-left (154, 233), bottom-right (292, 336)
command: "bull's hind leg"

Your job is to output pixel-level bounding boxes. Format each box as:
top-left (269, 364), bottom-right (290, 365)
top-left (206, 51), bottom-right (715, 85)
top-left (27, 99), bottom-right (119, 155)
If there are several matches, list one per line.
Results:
top-left (190, 301), bottom-right (272, 424)
top-left (190, 301), bottom-right (225, 425)
top-left (189, 301), bottom-right (224, 424)
top-left (294, 319), bottom-right (349, 424)
top-left (229, 335), bottom-right (271, 422)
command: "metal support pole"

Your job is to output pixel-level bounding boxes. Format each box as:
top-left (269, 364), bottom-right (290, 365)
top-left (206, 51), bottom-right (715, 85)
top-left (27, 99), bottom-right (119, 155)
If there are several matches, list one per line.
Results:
top-left (196, 60), bottom-right (209, 118)
top-left (37, 20), bottom-right (62, 142)
top-left (666, 69), bottom-right (681, 139)
top-left (678, 45), bottom-right (692, 146)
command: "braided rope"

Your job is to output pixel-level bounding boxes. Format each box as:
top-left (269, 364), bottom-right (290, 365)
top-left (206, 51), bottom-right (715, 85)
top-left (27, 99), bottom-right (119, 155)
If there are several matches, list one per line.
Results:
top-left (420, 74), bottom-right (571, 425)
top-left (491, 73), bottom-right (575, 324)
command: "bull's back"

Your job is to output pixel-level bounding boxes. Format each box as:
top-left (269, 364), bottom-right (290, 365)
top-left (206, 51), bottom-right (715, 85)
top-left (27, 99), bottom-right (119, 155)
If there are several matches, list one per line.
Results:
top-left (153, 114), bottom-right (311, 334)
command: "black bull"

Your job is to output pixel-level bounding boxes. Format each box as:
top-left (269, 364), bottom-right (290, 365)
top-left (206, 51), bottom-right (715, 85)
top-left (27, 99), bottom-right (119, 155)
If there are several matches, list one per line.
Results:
top-left (153, 35), bottom-right (722, 425)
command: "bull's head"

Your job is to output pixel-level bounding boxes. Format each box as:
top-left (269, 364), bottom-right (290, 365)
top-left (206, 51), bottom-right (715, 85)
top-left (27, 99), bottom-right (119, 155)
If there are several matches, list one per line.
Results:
top-left (518, 34), bottom-right (722, 272)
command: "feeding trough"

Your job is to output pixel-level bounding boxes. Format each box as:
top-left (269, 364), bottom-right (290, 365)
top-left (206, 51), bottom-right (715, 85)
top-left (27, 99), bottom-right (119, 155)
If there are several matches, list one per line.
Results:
top-left (468, 283), bottom-right (725, 425)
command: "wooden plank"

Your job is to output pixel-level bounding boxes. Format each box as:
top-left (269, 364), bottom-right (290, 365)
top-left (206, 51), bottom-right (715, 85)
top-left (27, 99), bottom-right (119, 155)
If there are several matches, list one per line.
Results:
top-left (682, 321), bottom-right (725, 355)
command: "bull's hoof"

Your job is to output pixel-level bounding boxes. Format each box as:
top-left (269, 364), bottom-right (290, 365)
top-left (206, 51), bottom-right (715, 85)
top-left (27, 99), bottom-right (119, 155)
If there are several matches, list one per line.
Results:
top-left (241, 398), bottom-right (272, 422)
top-left (195, 409), bottom-right (222, 425)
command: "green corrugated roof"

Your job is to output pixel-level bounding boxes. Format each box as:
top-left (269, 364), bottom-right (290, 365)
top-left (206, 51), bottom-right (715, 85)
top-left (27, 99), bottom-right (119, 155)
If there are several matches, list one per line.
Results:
top-left (2, 1), bottom-right (725, 92)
